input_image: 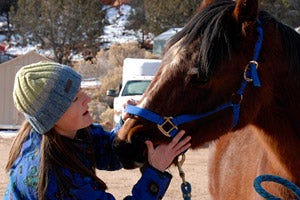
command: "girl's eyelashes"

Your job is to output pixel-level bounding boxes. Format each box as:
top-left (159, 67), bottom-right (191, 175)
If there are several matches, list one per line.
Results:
top-left (73, 96), bottom-right (78, 102)
top-left (73, 88), bottom-right (84, 102)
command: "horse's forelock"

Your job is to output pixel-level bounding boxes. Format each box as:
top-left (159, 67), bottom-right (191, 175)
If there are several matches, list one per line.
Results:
top-left (165, 2), bottom-right (236, 80)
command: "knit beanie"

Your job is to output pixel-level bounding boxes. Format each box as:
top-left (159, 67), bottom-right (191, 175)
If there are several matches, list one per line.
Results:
top-left (13, 61), bottom-right (81, 134)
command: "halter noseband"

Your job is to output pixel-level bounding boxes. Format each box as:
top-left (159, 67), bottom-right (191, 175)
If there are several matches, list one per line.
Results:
top-left (125, 20), bottom-right (263, 138)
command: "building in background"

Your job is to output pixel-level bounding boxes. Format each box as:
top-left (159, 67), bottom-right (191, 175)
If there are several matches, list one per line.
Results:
top-left (0, 51), bottom-right (51, 129)
top-left (153, 28), bottom-right (182, 58)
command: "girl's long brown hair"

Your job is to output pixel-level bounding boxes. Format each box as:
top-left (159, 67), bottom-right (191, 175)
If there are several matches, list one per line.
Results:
top-left (6, 120), bottom-right (107, 200)
top-left (6, 121), bottom-right (32, 171)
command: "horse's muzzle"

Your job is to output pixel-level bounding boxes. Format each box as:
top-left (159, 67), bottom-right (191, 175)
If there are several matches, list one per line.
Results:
top-left (112, 134), bottom-right (148, 169)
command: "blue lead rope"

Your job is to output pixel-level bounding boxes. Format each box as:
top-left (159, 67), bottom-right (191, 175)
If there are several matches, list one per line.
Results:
top-left (181, 182), bottom-right (192, 200)
top-left (254, 174), bottom-right (300, 199)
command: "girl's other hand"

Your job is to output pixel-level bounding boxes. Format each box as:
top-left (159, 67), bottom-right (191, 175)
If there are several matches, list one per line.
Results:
top-left (145, 130), bottom-right (191, 172)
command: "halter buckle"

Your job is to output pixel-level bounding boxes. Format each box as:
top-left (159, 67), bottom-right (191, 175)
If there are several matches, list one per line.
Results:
top-left (157, 117), bottom-right (178, 137)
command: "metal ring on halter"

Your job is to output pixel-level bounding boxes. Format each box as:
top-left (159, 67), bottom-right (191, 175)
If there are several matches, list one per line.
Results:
top-left (231, 93), bottom-right (243, 104)
top-left (243, 60), bottom-right (259, 82)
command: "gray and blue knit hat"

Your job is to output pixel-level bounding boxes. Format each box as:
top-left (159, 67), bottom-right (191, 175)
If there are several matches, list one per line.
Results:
top-left (13, 61), bottom-right (81, 134)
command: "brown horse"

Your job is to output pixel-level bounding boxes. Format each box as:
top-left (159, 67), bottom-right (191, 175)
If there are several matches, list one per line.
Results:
top-left (112, 0), bottom-right (300, 198)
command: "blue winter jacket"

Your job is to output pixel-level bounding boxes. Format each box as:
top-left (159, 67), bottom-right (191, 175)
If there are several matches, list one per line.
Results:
top-left (3, 124), bottom-right (172, 199)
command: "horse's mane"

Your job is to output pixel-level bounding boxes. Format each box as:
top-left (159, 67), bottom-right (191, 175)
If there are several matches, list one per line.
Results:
top-left (165, 1), bottom-right (300, 79)
top-left (260, 12), bottom-right (300, 74)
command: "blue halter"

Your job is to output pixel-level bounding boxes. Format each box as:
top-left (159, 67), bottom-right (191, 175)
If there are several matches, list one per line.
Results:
top-left (125, 20), bottom-right (263, 138)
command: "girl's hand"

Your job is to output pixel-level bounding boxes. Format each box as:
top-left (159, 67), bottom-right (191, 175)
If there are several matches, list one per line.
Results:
top-left (121, 99), bottom-right (137, 121)
top-left (145, 130), bottom-right (191, 172)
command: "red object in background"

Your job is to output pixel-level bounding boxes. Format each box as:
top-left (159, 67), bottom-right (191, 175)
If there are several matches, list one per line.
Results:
top-left (0, 43), bottom-right (6, 52)
top-left (100, 0), bottom-right (131, 6)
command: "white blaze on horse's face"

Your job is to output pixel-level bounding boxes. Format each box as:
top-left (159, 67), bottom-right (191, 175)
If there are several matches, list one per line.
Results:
top-left (165, 38), bottom-right (186, 68)
top-left (139, 39), bottom-right (187, 108)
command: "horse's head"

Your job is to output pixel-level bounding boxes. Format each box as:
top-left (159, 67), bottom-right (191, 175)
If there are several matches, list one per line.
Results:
top-left (113, 0), bottom-right (300, 169)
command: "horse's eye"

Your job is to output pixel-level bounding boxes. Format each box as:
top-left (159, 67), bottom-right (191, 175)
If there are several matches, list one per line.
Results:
top-left (189, 74), bottom-right (209, 85)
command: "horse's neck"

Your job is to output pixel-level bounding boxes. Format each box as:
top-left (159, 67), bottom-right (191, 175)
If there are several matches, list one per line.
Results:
top-left (255, 116), bottom-right (300, 182)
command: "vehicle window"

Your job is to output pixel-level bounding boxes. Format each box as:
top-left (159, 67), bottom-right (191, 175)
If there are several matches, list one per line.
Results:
top-left (122, 80), bottom-right (151, 96)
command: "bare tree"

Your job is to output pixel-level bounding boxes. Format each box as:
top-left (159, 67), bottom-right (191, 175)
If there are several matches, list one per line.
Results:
top-left (260, 0), bottom-right (300, 27)
top-left (0, 0), bottom-right (18, 38)
top-left (11, 0), bottom-right (106, 64)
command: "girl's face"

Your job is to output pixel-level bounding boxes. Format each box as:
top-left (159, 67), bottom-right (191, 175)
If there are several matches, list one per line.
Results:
top-left (54, 89), bottom-right (93, 139)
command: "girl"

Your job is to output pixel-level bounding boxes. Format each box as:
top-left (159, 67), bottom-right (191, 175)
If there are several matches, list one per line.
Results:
top-left (4, 61), bottom-right (191, 200)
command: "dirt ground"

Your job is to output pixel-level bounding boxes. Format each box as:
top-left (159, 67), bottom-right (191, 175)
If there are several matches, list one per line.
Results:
top-left (0, 136), bottom-right (210, 200)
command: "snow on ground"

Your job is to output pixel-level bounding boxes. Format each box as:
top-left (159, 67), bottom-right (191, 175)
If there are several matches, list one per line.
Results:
top-left (1, 5), bottom-right (141, 57)
top-left (81, 78), bottom-right (101, 88)
top-left (0, 35), bottom-right (5, 41)
top-left (0, 130), bottom-right (17, 138)
top-left (99, 5), bottom-right (153, 49)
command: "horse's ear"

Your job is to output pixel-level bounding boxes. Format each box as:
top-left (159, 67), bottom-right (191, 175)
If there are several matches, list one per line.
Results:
top-left (233, 0), bottom-right (258, 23)
top-left (232, 0), bottom-right (258, 35)
top-left (198, 0), bottom-right (215, 10)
